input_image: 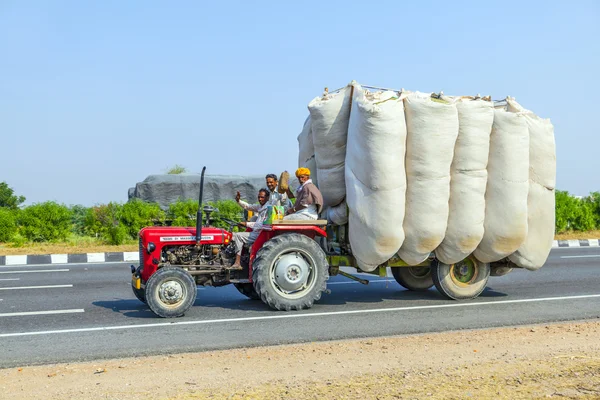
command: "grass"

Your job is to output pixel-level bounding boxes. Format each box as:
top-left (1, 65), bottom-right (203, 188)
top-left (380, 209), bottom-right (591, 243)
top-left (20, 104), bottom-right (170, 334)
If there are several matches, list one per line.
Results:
top-left (554, 230), bottom-right (600, 240)
top-left (1, 230), bottom-right (599, 256)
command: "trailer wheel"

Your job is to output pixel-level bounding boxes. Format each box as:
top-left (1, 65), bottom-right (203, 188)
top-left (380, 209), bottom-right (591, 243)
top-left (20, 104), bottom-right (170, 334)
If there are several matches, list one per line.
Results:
top-left (131, 284), bottom-right (147, 304)
top-left (252, 233), bottom-right (328, 311)
top-left (146, 267), bottom-right (197, 318)
top-left (431, 257), bottom-right (490, 300)
top-left (391, 266), bottom-right (434, 291)
top-left (233, 283), bottom-right (260, 300)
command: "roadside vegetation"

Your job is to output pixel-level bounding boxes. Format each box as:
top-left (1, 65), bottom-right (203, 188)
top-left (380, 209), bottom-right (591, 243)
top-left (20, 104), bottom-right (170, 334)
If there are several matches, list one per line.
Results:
top-left (0, 181), bottom-right (243, 255)
top-left (0, 182), bottom-right (599, 255)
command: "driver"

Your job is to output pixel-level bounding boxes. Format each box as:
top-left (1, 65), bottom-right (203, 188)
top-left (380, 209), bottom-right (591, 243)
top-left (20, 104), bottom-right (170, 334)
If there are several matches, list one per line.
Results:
top-left (231, 188), bottom-right (270, 268)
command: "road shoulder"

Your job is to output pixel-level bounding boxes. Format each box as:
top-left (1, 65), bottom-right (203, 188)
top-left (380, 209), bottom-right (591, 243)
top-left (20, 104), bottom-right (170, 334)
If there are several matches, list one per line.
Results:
top-left (1, 320), bottom-right (599, 399)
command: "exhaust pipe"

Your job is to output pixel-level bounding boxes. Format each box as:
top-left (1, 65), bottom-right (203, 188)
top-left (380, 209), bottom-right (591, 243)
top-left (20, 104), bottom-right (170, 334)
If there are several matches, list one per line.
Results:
top-left (195, 166), bottom-right (206, 245)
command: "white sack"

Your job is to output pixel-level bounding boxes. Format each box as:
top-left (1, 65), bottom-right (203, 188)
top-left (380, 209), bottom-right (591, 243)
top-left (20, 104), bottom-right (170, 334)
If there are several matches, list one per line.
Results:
top-left (435, 98), bottom-right (493, 264)
top-left (325, 201), bottom-right (348, 226)
top-left (398, 93), bottom-right (459, 265)
top-left (296, 116), bottom-right (318, 186)
top-left (507, 98), bottom-right (556, 270)
top-left (308, 86), bottom-right (352, 207)
top-left (345, 85), bottom-right (407, 271)
top-left (473, 106), bottom-right (529, 263)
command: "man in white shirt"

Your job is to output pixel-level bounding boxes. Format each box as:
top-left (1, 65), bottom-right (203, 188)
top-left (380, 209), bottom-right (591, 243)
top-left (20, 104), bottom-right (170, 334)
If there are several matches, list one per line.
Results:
top-left (231, 189), bottom-right (270, 268)
top-left (265, 173), bottom-right (292, 211)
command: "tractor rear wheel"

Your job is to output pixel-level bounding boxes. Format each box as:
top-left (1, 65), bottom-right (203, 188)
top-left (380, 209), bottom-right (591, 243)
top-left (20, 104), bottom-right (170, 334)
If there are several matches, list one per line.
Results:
top-left (233, 283), bottom-right (260, 300)
top-left (431, 257), bottom-right (490, 300)
top-left (146, 267), bottom-right (197, 318)
top-left (391, 266), bottom-right (434, 291)
top-left (252, 233), bottom-right (328, 311)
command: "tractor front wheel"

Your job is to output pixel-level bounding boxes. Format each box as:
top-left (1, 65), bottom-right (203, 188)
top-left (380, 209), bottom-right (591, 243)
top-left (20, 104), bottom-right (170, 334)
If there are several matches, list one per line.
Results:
top-left (252, 233), bottom-right (328, 311)
top-left (146, 267), bottom-right (197, 318)
top-left (132, 284), bottom-right (147, 304)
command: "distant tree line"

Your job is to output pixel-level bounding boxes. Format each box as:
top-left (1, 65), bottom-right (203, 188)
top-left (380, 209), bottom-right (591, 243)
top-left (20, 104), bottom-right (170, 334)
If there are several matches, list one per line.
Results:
top-left (0, 182), bottom-right (243, 246)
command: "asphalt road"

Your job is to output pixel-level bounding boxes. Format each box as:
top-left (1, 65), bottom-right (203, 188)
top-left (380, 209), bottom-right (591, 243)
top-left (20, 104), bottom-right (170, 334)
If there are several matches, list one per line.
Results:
top-left (1, 247), bottom-right (599, 368)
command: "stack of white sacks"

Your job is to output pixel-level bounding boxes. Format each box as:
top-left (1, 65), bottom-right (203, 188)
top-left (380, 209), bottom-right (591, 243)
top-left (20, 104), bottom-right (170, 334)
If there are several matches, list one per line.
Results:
top-left (297, 82), bottom-right (556, 272)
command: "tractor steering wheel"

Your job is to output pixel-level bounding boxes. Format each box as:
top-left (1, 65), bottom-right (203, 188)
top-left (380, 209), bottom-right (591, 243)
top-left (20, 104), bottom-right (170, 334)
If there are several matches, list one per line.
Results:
top-left (219, 217), bottom-right (246, 229)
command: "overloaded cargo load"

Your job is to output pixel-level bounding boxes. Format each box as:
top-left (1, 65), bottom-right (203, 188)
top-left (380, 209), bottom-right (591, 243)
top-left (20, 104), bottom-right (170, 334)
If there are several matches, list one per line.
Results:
top-left (308, 86), bottom-right (352, 208)
top-left (296, 82), bottom-right (556, 272)
top-left (345, 84), bottom-right (408, 270)
top-left (397, 92), bottom-right (459, 265)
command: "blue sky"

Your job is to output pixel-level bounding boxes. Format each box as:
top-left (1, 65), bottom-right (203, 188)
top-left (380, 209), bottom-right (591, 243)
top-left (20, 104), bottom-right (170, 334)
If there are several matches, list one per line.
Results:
top-left (1, 1), bottom-right (598, 206)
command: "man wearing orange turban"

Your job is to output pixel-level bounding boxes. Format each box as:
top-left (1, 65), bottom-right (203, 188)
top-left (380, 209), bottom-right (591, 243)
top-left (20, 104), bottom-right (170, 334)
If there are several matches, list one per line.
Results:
top-left (284, 168), bottom-right (324, 220)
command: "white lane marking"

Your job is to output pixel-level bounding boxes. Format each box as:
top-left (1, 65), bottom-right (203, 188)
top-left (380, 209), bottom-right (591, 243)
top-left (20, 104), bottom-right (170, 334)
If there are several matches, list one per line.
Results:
top-left (51, 254), bottom-right (68, 264)
top-left (0, 278), bottom-right (20, 281)
top-left (4, 255), bottom-right (27, 265)
top-left (560, 255), bottom-right (600, 259)
top-left (2, 294), bottom-right (600, 338)
top-left (87, 253), bottom-right (105, 263)
top-left (0, 309), bottom-right (84, 317)
top-left (0, 269), bottom-right (69, 274)
top-left (0, 284), bottom-right (73, 291)
top-left (328, 279), bottom-right (395, 285)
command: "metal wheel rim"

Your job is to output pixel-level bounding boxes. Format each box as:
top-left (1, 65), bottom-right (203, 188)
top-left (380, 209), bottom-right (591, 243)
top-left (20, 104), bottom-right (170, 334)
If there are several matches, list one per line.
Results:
top-left (450, 258), bottom-right (478, 287)
top-left (268, 247), bottom-right (317, 300)
top-left (157, 279), bottom-right (187, 308)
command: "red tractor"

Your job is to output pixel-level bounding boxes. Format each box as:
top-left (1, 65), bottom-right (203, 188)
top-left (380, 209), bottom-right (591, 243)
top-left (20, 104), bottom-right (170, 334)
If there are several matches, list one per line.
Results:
top-left (131, 167), bottom-right (331, 318)
top-left (132, 167), bottom-right (502, 318)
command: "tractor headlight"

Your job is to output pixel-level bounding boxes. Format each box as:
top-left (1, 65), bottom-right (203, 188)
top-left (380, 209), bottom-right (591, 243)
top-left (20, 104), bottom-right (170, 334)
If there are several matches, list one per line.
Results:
top-left (147, 242), bottom-right (156, 254)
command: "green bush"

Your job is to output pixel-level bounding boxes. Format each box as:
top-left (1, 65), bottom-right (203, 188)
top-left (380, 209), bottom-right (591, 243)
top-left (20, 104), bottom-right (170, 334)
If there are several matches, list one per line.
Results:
top-left (555, 191), bottom-right (598, 233)
top-left (167, 199), bottom-right (244, 231)
top-left (0, 208), bottom-right (17, 242)
top-left (121, 199), bottom-right (165, 239)
top-left (208, 200), bottom-right (244, 231)
top-left (84, 202), bottom-right (127, 245)
top-left (589, 192), bottom-right (600, 228)
top-left (69, 205), bottom-right (90, 236)
top-left (167, 199), bottom-right (198, 227)
top-left (166, 164), bottom-right (187, 174)
top-left (18, 201), bottom-right (72, 242)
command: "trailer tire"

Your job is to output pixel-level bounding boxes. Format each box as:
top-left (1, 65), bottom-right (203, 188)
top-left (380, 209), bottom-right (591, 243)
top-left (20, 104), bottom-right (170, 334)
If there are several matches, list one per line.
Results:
top-left (146, 267), bottom-right (197, 318)
top-left (391, 266), bottom-right (434, 291)
top-left (252, 233), bottom-right (328, 311)
top-left (431, 257), bottom-right (490, 300)
top-left (233, 283), bottom-right (260, 300)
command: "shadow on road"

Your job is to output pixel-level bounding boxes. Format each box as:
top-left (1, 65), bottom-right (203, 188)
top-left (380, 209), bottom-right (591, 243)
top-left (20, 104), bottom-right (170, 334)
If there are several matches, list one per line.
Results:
top-left (92, 299), bottom-right (157, 318)
top-left (91, 284), bottom-right (508, 319)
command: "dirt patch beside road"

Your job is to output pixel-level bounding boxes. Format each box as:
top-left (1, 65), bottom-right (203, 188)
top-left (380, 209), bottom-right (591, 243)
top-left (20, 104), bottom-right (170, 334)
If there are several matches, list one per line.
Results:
top-left (1, 321), bottom-right (600, 399)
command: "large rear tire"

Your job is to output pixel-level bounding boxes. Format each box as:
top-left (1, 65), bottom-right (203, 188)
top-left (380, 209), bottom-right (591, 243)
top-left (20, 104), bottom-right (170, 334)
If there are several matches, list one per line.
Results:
top-left (431, 257), bottom-right (490, 300)
top-left (146, 267), bottom-right (197, 318)
top-left (252, 233), bottom-right (328, 311)
top-left (391, 266), bottom-right (434, 291)
top-left (233, 283), bottom-right (260, 300)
